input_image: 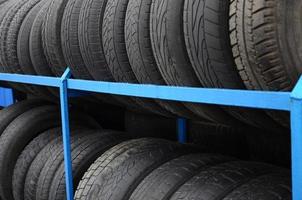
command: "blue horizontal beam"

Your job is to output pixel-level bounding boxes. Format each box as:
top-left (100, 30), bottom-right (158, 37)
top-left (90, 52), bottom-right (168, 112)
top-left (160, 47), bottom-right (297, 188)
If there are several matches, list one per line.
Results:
top-left (68, 79), bottom-right (291, 111)
top-left (0, 72), bottom-right (291, 111)
top-left (0, 73), bottom-right (60, 87)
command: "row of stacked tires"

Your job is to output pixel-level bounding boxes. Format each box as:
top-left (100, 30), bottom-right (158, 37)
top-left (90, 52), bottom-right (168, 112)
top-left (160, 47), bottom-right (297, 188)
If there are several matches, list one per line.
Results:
top-left (0, 99), bottom-right (292, 200)
top-left (0, 0), bottom-right (301, 130)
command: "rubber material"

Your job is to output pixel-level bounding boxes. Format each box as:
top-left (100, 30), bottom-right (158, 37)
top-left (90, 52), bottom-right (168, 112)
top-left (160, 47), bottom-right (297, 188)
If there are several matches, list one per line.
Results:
top-left (46, 131), bottom-right (128, 200)
top-left (0, 99), bottom-right (51, 137)
top-left (30, 0), bottom-right (54, 76)
top-left (0, 106), bottom-right (61, 200)
top-left (0, 105), bottom-right (100, 200)
top-left (78, 0), bottom-right (113, 81)
top-left (36, 132), bottom-right (104, 200)
top-left (0, 0), bottom-right (32, 93)
top-left (12, 127), bottom-right (61, 200)
top-left (224, 171), bottom-right (291, 199)
top-left (74, 138), bottom-right (191, 200)
top-left (183, 0), bottom-right (282, 131)
top-left (61, 0), bottom-right (92, 80)
top-left (42, 0), bottom-right (68, 76)
top-left (130, 154), bottom-right (234, 200)
top-left (150, 0), bottom-right (239, 125)
top-left (17, 0), bottom-right (54, 98)
top-left (78, 0), bottom-right (146, 110)
top-left (102, 0), bottom-right (172, 116)
top-left (229, 0), bottom-right (299, 126)
top-left (30, 1), bottom-right (59, 96)
top-left (170, 161), bottom-right (281, 199)
top-left (125, 0), bottom-right (198, 119)
top-left (23, 128), bottom-right (90, 200)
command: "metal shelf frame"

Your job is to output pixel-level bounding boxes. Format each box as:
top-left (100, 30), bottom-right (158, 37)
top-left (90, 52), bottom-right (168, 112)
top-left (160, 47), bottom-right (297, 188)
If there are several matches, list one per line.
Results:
top-left (0, 68), bottom-right (300, 200)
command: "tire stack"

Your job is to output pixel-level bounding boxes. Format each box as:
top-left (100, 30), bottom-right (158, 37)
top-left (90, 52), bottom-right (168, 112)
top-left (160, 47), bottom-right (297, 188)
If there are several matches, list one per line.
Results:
top-left (0, 0), bottom-right (301, 130)
top-left (0, 100), bottom-right (292, 200)
top-left (0, 99), bottom-right (130, 200)
top-left (0, 0), bottom-right (297, 199)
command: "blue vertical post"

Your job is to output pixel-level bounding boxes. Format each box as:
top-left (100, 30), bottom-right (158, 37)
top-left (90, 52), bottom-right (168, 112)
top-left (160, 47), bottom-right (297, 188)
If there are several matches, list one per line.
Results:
top-left (0, 87), bottom-right (14, 107)
top-left (290, 77), bottom-right (302, 200)
top-left (59, 68), bottom-right (74, 200)
top-left (177, 118), bottom-right (187, 143)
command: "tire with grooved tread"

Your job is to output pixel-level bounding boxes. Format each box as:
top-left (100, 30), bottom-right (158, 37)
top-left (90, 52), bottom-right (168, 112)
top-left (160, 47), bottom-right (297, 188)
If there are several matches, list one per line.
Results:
top-left (229, 0), bottom-right (301, 127)
top-left (0, 0), bottom-right (32, 93)
top-left (12, 127), bottom-right (61, 200)
top-left (74, 138), bottom-right (191, 200)
top-left (36, 132), bottom-right (112, 200)
top-left (17, 0), bottom-right (44, 75)
top-left (102, 0), bottom-right (173, 117)
top-left (224, 171), bottom-right (291, 199)
top-left (183, 0), bottom-right (283, 131)
top-left (0, 106), bottom-right (61, 200)
top-left (42, 0), bottom-right (68, 76)
top-left (150, 0), bottom-right (240, 126)
top-left (0, 99), bottom-right (50, 137)
top-left (78, 0), bottom-right (145, 111)
top-left (30, 1), bottom-right (58, 96)
top-left (130, 154), bottom-right (234, 200)
top-left (170, 161), bottom-right (287, 200)
top-left (23, 128), bottom-right (91, 200)
top-left (17, 0), bottom-right (54, 98)
top-left (125, 0), bottom-right (198, 119)
top-left (3, 0), bottom-right (40, 74)
top-left (30, 0), bottom-right (54, 77)
top-left (78, 0), bottom-right (113, 81)
top-left (0, 106), bottom-right (100, 200)
top-left (47, 131), bottom-right (129, 200)
top-left (61, 0), bottom-right (92, 80)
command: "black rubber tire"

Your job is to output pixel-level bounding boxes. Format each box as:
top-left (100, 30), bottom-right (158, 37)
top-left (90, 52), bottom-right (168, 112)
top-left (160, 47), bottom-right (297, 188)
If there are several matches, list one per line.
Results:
top-left (224, 171), bottom-right (291, 199)
top-left (46, 131), bottom-right (129, 200)
top-left (23, 128), bottom-right (90, 200)
top-left (229, 0), bottom-right (301, 91)
top-left (125, 0), bottom-right (198, 119)
top-left (35, 132), bottom-right (110, 200)
top-left (74, 138), bottom-right (191, 200)
top-left (0, 105), bottom-right (100, 200)
top-left (17, 0), bottom-right (55, 99)
top-left (229, 0), bottom-right (299, 127)
top-left (12, 127), bottom-right (61, 200)
top-left (1, 0), bottom-right (40, 73)
top-left (30, 0), bottom-right (54, 77)
top-left (30, 1), bottom-right (59, 96)
top-left (0, 0), bottom-right (27, 73)
top-left (150, 0), bottom-right (239, 126)
top-left (0, 106), bottom-right (61, 200)
top-left (17, 0), bottom-right (45, 75)
top-left (169, 161), bottom-right (284, 199)
top-left (182, 0), bottom-right (283, 131)
top-left (61, 0), bottom-right (125, 106)
top-left (130, 154), bottom-right (234, 200)
top-left (102, 0), bottom-right (173, 117)
top-left (0, 99), bottom-right (50, 137)
top-left (78, 0), bottom-right (112, 81)
top-left (61, 0), bottom-right (92, 80)
top-left (42, 0), bottom-right (68, 77)
top-left (0, 0), bottom-right (33, 93)
top-left (78, 0), bottom-right (144, 111)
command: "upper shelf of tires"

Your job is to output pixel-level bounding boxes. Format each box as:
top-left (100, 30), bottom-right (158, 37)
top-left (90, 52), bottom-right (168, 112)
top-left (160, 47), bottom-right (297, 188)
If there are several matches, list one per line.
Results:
top-left (0, 0), bottom-right (301, 130)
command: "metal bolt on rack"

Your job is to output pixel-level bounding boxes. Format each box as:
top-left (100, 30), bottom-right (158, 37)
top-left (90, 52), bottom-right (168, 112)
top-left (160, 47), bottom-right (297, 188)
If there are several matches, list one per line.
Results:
top-left (0, 68), bottom-right (301, 200)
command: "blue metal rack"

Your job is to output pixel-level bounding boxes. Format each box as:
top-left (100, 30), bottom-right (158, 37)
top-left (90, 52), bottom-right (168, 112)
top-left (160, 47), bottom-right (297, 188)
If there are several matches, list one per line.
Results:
top-left (0, 87), bottom-right (14, 107)
top-left (0, 68), bottom-right (300, 200)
